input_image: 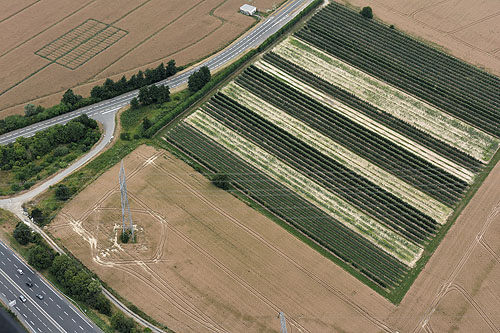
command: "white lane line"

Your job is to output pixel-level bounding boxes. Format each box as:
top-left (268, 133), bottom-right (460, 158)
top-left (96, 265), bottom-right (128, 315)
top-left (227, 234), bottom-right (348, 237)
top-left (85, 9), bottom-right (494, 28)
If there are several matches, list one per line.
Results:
top-left (79, 325), bottom-right (84, 330)
top-left (48, 297), bottom-right (54, 302)
top-left (1, 261), bottom-right (4, 265)
top-left (64, 311), bottom-right (68, 316)
top-left (0, 251), bottom-right (3, 255)
top-left (72, 318), bottom-right (76, 323)
top-left (56, 304), bottom-right (61, 309)
top-left (41, 290), bottom-right (46, 294)
top-left (43, 301), bottom-right (48, 306)
top-left (1, 293), bottom-right (5, 297)
top-left (0, 243), bottom-right (6, 249)
top-left (34, 283), bottom-right (39, 288)
top-left (7, 258), bottom-right (11, 262)
top-left (15, 306), bottom-right (20, 311)
top-left (23, 313), bottom-right (27, 318)
top-left (37, 328), bottom-right (42, 333)
top-left (14, 274), bottom-right (18, 279)
top-left (28, 277), bottom-right (32, 281)
top-left (58, 315), bottom-right (63, 321)
top-left (30, 320), bottom-right (35, 326)
top-left (13, 264), bottom-right (17, 268)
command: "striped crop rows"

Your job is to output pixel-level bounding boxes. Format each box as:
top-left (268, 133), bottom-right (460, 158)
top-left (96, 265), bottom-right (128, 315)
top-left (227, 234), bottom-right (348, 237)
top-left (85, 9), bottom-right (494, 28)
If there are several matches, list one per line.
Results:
top-left (235, 65), bottom-right (468, 206)
top-left (262, 52), bottom-right (483, 173)
top-left (165, 3), bottom-right (497, 296)
top-left (167, 124), bottom-right (409, 289)
top-left (296, 2), bottom-right (500, 136)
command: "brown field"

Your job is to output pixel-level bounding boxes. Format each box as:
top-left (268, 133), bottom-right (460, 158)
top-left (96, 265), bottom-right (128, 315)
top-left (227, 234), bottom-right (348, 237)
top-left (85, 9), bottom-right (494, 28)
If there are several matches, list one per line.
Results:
top-left (0, 0), bottom-right (278, 117)
top-left (340, 0), bottom-right (500, 76)
top-left (47, 144), bottom-right (500, 332)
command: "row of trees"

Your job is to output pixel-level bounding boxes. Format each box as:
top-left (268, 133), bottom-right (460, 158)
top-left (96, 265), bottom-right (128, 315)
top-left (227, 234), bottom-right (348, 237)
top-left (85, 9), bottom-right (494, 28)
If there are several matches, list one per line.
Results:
top-left (0, 60), bottom-right (178, 136)
top-left (12, 222), bottom-right (111, 315)
top-left (134, 84), bottom-right (170, 107)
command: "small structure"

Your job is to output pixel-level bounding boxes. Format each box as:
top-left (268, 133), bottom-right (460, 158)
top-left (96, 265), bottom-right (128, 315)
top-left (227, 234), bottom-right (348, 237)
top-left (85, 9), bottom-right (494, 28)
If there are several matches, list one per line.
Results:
top-left (240, 4), bottom-right (257, 16)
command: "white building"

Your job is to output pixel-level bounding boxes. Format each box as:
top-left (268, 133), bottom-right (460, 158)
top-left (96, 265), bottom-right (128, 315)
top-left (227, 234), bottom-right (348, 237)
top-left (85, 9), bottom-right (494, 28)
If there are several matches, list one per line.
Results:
top-left (240, 4), bottom-right (257, 16)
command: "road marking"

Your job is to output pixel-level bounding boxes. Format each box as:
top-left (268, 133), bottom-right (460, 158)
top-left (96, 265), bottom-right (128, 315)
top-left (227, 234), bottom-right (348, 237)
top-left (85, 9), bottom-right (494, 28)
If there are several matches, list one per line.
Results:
top-left (64, 311), bottom-right (68, 316)
top-left (34, 283), bottom-right (39, 288)
top-left (28, 277), bottom-right (32, 281)
top-left (14, 274), bottom-right (18, 278)
top-left (0, 251), bottom-right (3, 255)
top-left (37, 328), bottom-right (42, 333)
top-left (7, 258), bottom-right (11, 262)
top-left (41, 290), bottom-right (46, 294)
top-left (0, 243), bottom-right (5, 249)
top-left (43, 301), bottom-right (48, 306)
top-left (30, 320), bottom-right (35, 326)
top-left (79, 325), bottom-right (84, 330)
top-left (23, 313), bottom-right (27, 318)
top-left (72, 318), bottom-right (76, 323)
top-left (48, 297), bottom-right (53, 302)
top-left (13, 264), bottom-right (17, 268)
top-left (1, 261), bottom-right (4, 265)
top-left (1, 293), bottom-right (5, 297)
top-left (15, 306), bottom-right (19, 311)
top-left (56, 304), bottom-right (61, 309)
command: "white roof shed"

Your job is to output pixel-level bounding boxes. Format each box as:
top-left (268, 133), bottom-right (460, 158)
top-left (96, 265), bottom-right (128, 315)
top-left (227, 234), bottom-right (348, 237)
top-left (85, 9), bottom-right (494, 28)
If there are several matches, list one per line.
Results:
top-left (240, 4), bottom-right (257, 16)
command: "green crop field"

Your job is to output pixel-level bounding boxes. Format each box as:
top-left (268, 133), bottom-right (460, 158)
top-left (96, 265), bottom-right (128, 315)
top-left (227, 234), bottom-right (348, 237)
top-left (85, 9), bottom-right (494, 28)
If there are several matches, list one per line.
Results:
top-left (164, 3), bottom-right (500, 302)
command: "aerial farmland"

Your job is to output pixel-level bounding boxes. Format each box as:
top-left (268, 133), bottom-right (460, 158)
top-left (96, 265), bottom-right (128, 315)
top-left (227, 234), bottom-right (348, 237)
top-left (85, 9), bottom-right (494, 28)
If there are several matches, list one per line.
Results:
top-left (31, 1), bottom-right (500, 332)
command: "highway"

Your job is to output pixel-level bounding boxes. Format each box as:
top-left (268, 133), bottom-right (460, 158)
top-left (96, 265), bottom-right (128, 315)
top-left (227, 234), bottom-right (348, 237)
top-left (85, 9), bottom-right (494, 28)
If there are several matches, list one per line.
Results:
top-left (0, 1), bottom-right (313, 331)
top-left (0, 240), bottom-right (100, 333)
top-left (0, 0), bottom-right (312, 145)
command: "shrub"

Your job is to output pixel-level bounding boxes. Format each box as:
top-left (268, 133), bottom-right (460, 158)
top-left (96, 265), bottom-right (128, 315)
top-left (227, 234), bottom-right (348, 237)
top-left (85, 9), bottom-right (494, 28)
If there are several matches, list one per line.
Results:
top-left (111, 312), bottom-right (135, 333)
top-left (28, 244), bottom-right (55, 270)
top-left (212, 173), bottom-right (230, 190)
top-left (55, 184), bottom-right (72, 201)
top-left (53, 146), bottom-right (69, 157)
top-left (120, 133), bottom-right (131, 141)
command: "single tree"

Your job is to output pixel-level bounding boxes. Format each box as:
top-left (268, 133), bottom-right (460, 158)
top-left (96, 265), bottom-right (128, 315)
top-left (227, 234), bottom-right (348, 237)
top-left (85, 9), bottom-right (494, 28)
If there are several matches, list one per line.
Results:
top-left (61, 89), bottom-right (82, 106)
top-left (28, 245), bottom-right (55, 270)
top-left (30, 208), bottom-right (45, 225)
top-left (188, 66), bottom-right (211, 92)
top-left (24, 104), bottom-right (36, 117)
top-left (111, 312), bottom-right (135, 333)
top-left (360, 6), bottom-right (373, 19)
top-left (13, 222), bottom-right (32, 245)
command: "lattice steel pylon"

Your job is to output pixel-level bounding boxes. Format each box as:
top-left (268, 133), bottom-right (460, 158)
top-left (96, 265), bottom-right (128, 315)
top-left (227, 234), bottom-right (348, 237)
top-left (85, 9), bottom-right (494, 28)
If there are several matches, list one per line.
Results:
top-left (279, 312), bottom-right (287, 333)
top-left (119, 160), bottom-right (133, 239)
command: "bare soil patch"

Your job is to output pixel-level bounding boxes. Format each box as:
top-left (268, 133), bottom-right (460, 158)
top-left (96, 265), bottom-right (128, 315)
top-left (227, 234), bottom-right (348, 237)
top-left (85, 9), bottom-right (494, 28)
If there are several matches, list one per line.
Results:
top-left (340, 0), bottom-right (500, 76)
top-left (0, 0), bottom-right (277, 117)
top-left (49, 145), bottom-right (390, 332)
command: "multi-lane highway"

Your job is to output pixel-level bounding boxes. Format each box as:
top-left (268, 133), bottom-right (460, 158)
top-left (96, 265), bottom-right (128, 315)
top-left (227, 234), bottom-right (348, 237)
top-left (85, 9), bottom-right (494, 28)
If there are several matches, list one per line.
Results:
top-left (0, 1), bottom-right (313, 331)
top-left (0, 0), bottom-right (312, 145)
top-left (0, 240), bottom-right (100, 333)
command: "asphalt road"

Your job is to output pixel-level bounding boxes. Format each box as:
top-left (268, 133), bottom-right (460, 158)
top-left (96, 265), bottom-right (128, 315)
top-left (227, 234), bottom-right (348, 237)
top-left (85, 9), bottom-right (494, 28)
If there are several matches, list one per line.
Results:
top-left (0, 240), bottom-right (100, 333)
top-left (0, 0), bottom-right (312, 146)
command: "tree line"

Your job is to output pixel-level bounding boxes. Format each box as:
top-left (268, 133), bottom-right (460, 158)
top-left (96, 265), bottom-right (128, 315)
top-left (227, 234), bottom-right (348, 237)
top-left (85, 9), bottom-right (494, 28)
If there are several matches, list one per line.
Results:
top-left (0, 60), bottom-right (178, 136)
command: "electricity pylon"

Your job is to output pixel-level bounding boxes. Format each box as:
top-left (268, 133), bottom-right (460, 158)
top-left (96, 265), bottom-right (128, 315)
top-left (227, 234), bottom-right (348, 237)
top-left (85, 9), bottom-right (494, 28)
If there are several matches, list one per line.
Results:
top-left (119, 160), bottom-right (133, 238)
top-left (279, 312), bottom-right (287, 333)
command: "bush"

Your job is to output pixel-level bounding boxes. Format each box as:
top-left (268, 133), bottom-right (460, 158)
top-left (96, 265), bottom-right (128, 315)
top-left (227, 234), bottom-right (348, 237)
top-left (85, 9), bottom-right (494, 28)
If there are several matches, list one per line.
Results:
top-left (360, 6), bottom-right (373, 19)
top-left (188, 66), bottom-right (211, 92)
top-left (55, 184), bottom-right (72, 201)
top-left (53, 146), bottom-right (69, 157)
top-left (120, 230), bottom-right (131, 243)
top-left (212, 173), bottom-right (230, 190)
top-left (13, 222), bottom-right (31, 245)
top-left (120, 133), bottom-right (131, 141)
top-left (111, 312), bottom-right (135, 333)
top-left (31, 208), bottom-right (46, 226)
top-left (93, 294), bottom-right (112, 316)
